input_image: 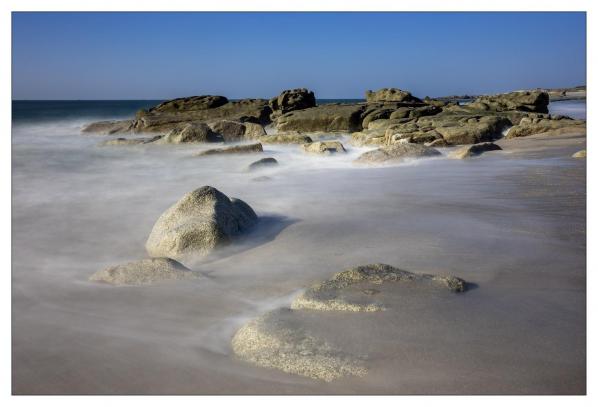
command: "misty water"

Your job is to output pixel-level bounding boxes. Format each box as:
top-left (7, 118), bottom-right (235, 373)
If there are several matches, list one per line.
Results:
top-left (12, 100), bottom-right (586, 394)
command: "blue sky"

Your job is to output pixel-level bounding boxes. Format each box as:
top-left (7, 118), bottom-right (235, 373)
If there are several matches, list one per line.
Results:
top-left (12, 12), bottom-right (586, 100)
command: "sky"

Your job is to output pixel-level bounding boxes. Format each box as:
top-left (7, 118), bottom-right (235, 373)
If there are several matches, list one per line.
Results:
top-left (12, 12), bottom-right (586, 100)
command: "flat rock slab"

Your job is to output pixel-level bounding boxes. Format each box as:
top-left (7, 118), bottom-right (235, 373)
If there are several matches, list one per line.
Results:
top-left (302, 141), bottom-right (346, 154)
top-left (355, 143), bottom-right (440, 164)
top-left (193, 143), bottom-right (264, 156)
top-left (90, 258), bottom-right (199, 286)
top-left (259, 134), bottom-right (313, 144)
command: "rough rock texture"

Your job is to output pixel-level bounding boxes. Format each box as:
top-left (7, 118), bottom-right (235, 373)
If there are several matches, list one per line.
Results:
top-left (148, 96), bottom-right (229, 113)
top-left (145, 186), bottom-right (258, 260)
top-left (572, 150), bottom-right (586, 158)
top-left (450, 142), bottom-right (502, 159)
top-left (276, 104), bottom-right (366, 133)
top-left (90, 258), bottom-right (199, 286)
top-left (248, 157), bottom-right (278, 171)
top-left (231, 308), bottom-right (367, 382)
top-left (160, 122), bottom-right (222, 144)
top-left (302, 141), bottom-right (346, 154)
top-left (98, 135), bottom-right (163, 146)
top-left (365, 88), bottom-right (422, 103)
top-left (467, 91), bottom-right (549, 113)
top-left (209, 120), bottom-right (266, 142)
top-left (82, 120), bottom-right (135, 134)
top-left (355, 143), bottom-right (441, 164)
top-left (506, 117), bottom-right (586, 139)
top-left (193, 143), bottom-right (264, 156)
top-left (269, 89), bottom-right (316, 115)
top-left (260, 133), bottom-right (314, 144)
top-left (291, 264), bottom-right (466, 312)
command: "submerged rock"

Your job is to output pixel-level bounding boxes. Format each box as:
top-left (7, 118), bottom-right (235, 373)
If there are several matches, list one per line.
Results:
top-left (82, 120), bottom-right (135, 134)
top-left (291, 263), bottom-right (466, 312)
top-left (248, 157), bottom-right (278, 171)
top-left (450, 142), bottom-right (502, 159)
top-left (259, 133), bottom-right (314, 144)
top-left (90, 258), bottom-right (199, 286)
top-left (98, 135), bottom-right (163, 146)
top-left (355, 143), bottom-right (440, 164)
top-left (231, 308), bottom-right (367, 382)
top-left (572, 150), bottom-right (586, 158)
top-left (145, 186), bottom-right (258, 260)
top-left (302, 141), bottom-right (346, 154)
top-left (193, 143), bottom-right (264, 156)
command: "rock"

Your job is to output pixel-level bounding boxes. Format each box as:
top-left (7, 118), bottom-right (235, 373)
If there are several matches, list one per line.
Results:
top-left (209, 120), bottom-right (266, 142)
top-left (360, 107), bottom-right (396, 129)
top-left (98, 135), bottom-right (163, 146)
top-left (388, 105), bottom-right (441, 120)
top-left (82, 120), bottom-right (135, 134)
top-left (355, 143), bottom-right (441, 164)
top-left (259, 133), bottom-right (314, 144)
top-left (572, 150), bottom-right (586, 158)
top-left (193, 143), bottom-right (264, 156)
top-left (302, 141), bottom-right (346, 154)
top-left (145, 186), bottom-right (258, 260)
top-left (276, 104), bottom-right (366, 133)
top-left (291, 264), bottom-right (466, 312)
top-left (248, 157), bottom-right (278, 171)
top-left (505, 117), bottom-right (586, 138)
top-left (469, 91), bottom-right (549, 113)
top-left (450, 142), bottom-right (502, 159)
top-left (269, 88), bottom-right (316, 114)
top-left (365, 88), bottom-right (422, 103)
top-left (351, 128), bottom-right (387, 146)
top-left (231, 308), bottom-right (367, 382)
top-left (425, 138), bottom-right (449, 148)
top-left (432, 116), bottom-right (510, 145)
top-left (160, 122), bottom-right (222, 144)
top-left (150, 95), bottom-right (229, 113)
top-left (90, 258), bottom-right (199, 286)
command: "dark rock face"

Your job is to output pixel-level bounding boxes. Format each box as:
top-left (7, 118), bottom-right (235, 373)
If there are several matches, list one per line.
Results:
top-left (193, 143), bottom-right (264, 156)
top-left (276, 104), bottom-right (366, 133)
top-left (248, 157), bottom-right (279, 171)
top-left (145, 186), bottom-right (258, 260)
top-left (149, 95), bottom-right (229, 113)
top-left (450, 142), bottom-right (502, 159)
top-left (269, 88), bottom-right (316, 114)
top-left (209, 120), bottom-right (266, 142)
top-left (160, 122), bottom-right (222, 144)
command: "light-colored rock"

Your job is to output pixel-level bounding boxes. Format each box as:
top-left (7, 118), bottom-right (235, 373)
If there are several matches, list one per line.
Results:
top-left (291, 263), bottom-right (466, 312)
top-left (160, 122), bottom-right (222, 144)
top-left (90, 258), bottom-right (199, 286)
top-left (276, 104), bottom-right (366, 133)
top-left (355, 143), bottom-right (440, 164)
top-left (82, 120), bottom-right (135, 134)
top-left (231, 308), bottom-right (367, 382)
top-left (450, 142), bottom-right (502, 159)
top-left (365, 88), bottom-right (421, 103)
top-left (302, 141), bottom-right (346, 154)
top-left (193, 143), bottom-right (264, 156)
top-left (209, 120), bottom-right (266, 142)
top-left (145, 186), bottom-right (258, 260)
top-left (98, 135), bottom-right (163, 146)
top-left (505, 117), bottom-right (586, 138)
top-left (259, 133), bottom-right (313, 144)
top-left (572, 150), bottom-right (586, 158)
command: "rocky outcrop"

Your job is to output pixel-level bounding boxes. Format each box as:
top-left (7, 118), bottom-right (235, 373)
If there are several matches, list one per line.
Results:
top-left (505, 117), bottom-right (586, 138)
top-left (276, 104), bottom-right (366, 133)
top-left (231, 308), bottom-right (367, 382)
top-left (450, 142), bottom-right (502, 159)
top-left (82, 120), bottom-right (135, 134)
top-left (259, 133), bottom-right (314, 144)
top-left (355, 143), bottom-right (441, 164)
top-left (302, 141), bottom-right (346, 154)
top-left (365, 88), bottom-right (422, 103)
top-left (572, 150), bottom-right (586, 159)
top-left (90, 258), bottom-right (199, 285)
top-left (145, 186), bottom-right (257, 260)
top-left (292, 264), bottom-right (466, 312)
top-left (159, 122), bottom-right (222, 144)
top-left (98, 135), bottom-right (163, 146)
top-left (269, 88), bottom-right (316, 115)
top-left (193, 143), bottom-right (264, 156)
top-left (145, 96), bottom-right (228, 114)
top-left (248, 157), bottom-right (278, 171)
top-left (209, 120), bottom-right (266, 142)
top-left (466, 91), bottom-right (549, 113)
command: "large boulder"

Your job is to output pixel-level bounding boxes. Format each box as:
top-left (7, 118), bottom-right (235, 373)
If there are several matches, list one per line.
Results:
top-left (355, 143), bottom-right (441, 164)
top-left (292, 263), bottom-right (466, 312)
top-left (269, 88), bottom-right (316, 114)
top-left (90, 258), bottom-right (199, 286)
top-left (193, 143), bottom-right (264, 156)
top-left (276, 104), bottom-right (366, 133)
top-left (468, 91), bottom-right (549, 113)
top-left (365, 88), bottom-right (422, 103)
top-left (209, 120), bottom-right (266, 142)
top-left (145, 186), bottom-right (258, 260)
top-left (248, 157), bottom-right (278, 171)
top-left (505, 117), bottom-right (586, 138)
top-left (302, 141), bottom-right (346, 154)
top-left (450, 142), bottom-right (502, 159)
top-left (160, 122), bottom-right (222, 144)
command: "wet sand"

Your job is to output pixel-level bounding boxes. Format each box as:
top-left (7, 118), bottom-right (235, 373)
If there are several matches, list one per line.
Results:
top-left (12, 125), bottom-right (586, 394)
